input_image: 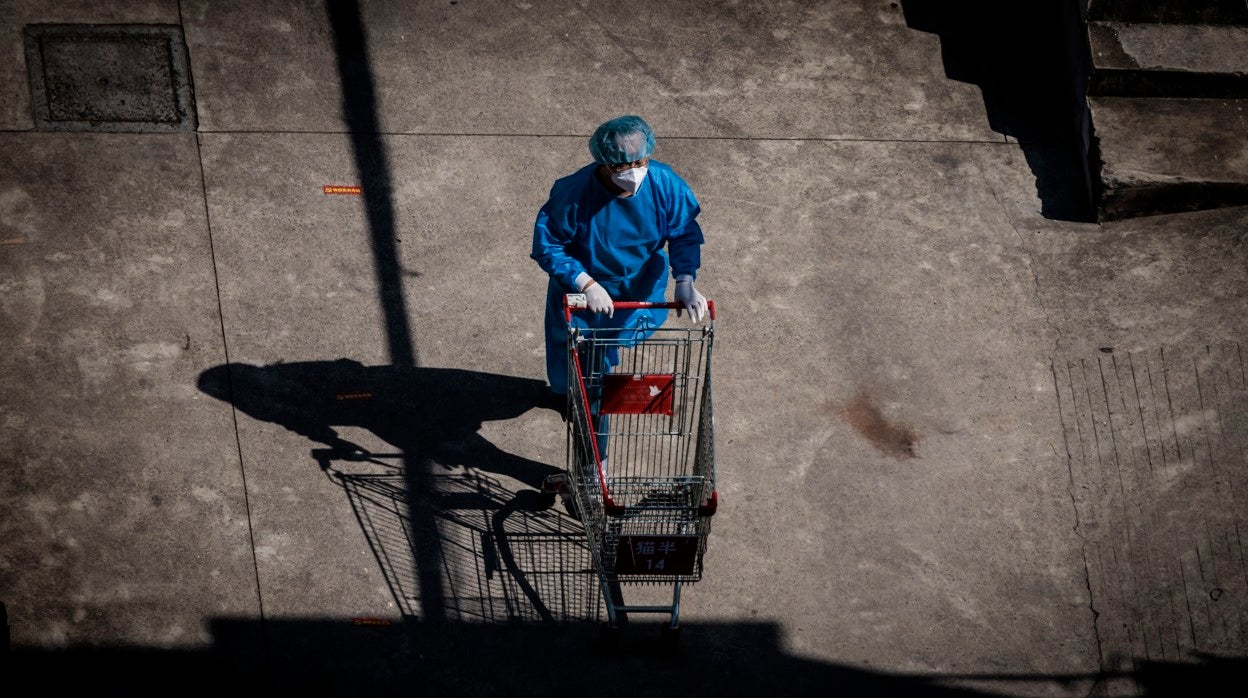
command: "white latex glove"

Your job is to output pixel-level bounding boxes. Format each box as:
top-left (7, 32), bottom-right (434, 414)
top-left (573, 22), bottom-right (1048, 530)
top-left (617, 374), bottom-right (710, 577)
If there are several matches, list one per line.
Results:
top-left (674, 275), bottom-right (707, 323)
top-left (576, 272), bottom-right (614, 317)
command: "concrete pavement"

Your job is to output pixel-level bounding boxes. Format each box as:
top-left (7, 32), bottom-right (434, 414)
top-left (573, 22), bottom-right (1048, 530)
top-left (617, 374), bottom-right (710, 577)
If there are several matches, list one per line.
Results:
top-left (2, 1), bottom-right (1246, 695)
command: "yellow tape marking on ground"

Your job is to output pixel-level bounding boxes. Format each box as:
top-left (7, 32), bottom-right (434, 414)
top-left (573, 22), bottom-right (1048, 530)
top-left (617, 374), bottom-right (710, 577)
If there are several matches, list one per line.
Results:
top-left (351, 617), bottom-right (392, 626)
top-left (336, 391), bottom-right (373, 400)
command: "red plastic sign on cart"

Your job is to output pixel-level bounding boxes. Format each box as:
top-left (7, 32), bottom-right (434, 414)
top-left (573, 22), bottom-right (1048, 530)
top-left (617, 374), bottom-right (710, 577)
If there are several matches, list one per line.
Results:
top-left (599, 373), bottom-right (675, 415)
top-left (614, 535), bottom-right (699, 575)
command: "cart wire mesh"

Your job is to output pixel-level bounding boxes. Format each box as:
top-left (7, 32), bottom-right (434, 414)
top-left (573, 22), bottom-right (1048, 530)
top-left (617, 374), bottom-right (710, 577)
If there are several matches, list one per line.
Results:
top-left (565, 322), bottom-right (716, 584)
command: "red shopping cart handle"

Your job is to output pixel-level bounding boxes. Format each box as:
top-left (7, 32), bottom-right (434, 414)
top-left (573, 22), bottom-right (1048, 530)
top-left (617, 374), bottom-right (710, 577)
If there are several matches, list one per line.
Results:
top-left (564, 295), bottom-right (717, 321)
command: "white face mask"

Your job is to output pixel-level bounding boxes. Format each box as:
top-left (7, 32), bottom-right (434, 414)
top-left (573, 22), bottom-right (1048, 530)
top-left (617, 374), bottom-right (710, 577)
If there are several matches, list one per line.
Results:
top-left (610, 165), bottom-right (648, 195)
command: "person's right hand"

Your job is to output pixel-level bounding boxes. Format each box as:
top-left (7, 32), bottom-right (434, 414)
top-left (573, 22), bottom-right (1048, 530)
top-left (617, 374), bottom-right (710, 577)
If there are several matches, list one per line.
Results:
top-left (584, 282), bottom-right (614, 317)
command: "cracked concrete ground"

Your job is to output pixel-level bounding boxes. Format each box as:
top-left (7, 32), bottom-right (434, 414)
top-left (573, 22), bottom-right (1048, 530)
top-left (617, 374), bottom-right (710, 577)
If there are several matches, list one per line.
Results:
top-left (1, 1), bottom-right (1245, 696)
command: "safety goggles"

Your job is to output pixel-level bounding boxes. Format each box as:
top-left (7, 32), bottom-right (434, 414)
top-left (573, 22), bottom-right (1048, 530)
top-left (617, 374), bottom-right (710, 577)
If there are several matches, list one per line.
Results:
top-left (603, 158), bottom-right (649, 173)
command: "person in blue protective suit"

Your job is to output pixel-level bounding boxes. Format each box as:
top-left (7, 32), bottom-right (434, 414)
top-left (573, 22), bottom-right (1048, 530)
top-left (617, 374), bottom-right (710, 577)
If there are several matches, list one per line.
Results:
top-left (531, 114), bottom-right (709, 397)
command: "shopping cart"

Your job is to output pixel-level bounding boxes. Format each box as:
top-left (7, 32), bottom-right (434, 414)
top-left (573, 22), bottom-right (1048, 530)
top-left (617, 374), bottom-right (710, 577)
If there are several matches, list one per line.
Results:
top-left (543, 294), bottom-right (718, 646)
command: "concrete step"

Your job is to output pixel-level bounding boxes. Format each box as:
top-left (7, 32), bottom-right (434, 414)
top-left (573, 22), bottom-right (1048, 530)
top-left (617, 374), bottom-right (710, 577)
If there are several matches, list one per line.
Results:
top-left (1083, 3), bottom-right (1248, 220)
top-left (1088, 21), bottom-right (1248, 97)
top-left (1090, 96), bottom-right (1248, 219)
top-left (1088, 0), bottom-right (1248, 24)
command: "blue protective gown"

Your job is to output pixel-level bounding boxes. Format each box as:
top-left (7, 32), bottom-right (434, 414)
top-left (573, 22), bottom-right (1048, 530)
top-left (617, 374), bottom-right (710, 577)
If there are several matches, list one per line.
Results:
top-left (532, 160), bottom-right (704, 394)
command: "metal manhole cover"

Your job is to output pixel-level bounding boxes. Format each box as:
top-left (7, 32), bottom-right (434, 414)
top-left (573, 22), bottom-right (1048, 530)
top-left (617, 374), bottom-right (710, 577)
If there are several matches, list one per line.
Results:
top-left (24, 24), bottom-right (196, 132)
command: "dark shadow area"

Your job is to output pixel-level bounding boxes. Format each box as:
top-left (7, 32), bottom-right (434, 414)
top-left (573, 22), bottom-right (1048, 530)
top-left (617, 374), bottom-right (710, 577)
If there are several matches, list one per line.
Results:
top-left (1089, 69), bottom-right (1248, 100)
top-left (902, 0), bottom-right (1097, 222)
top-left (198, 360), bottom-right (583, 622)
top-left (9, 617), bottom-right (1248, 697)
top-left (1087, 0), bottom-right (1248, 24)
top-left (326, 0), bottom-right (413, 368)
top-left (199, 360), bottom-right (561, 491)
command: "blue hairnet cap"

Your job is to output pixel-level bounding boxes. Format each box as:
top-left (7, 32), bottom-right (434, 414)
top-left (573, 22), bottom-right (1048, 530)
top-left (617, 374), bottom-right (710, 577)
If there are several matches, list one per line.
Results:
top-left (588, 115), bottom-right (655, 164)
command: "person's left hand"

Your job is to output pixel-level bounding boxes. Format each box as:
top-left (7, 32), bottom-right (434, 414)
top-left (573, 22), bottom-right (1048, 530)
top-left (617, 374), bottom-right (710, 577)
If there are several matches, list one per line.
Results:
top-left (674, 276), bottom-right (707, 323)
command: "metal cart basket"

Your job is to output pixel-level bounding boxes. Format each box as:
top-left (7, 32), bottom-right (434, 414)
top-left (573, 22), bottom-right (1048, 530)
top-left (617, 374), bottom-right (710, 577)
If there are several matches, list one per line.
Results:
top-left (545, 294), bottom-right (718, 642)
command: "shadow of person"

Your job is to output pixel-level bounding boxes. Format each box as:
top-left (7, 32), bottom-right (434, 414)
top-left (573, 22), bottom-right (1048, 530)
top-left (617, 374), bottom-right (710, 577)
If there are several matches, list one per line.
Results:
top-left (197, 359), bottom-right (563, 489)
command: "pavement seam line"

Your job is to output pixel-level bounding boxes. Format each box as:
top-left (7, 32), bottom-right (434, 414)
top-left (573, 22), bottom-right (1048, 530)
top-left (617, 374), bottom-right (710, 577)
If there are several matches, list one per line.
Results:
top-left (982, 179), bottom-right (1066, 356)
top-left (983, 163), bottom-right (1103, 683)
top-left (173, 1), bottom-right (267, 669)
top-left (186, 128), bottom-right (1014, 145)
top-left (180, 0), bottom-right (272, 659)
top-left (0, 129), bottom-right (1014, 146)
top-left (192, 127), bottom-right (270, 626)
top-left (1052, 360), bottom-right (1108, 684)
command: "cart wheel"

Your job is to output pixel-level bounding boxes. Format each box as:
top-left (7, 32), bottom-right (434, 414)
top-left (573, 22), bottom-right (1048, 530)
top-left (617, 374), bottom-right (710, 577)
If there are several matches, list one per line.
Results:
top-left (659, 624), bottom-right (681, 653)
top-left (540, 473), bottom-right (566, 494)
top-left (599, 622), bottom-right (622, 653)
